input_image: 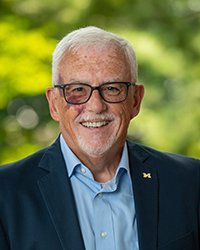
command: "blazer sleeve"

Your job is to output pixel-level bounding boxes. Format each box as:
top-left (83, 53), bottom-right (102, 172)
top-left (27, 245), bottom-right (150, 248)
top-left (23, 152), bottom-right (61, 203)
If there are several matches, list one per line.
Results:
top-left (0, 221), bottom-right (9, 249)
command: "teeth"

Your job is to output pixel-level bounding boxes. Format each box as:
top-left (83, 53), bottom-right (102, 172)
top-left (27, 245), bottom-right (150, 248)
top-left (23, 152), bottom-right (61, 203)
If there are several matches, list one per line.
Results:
top-left (81, 121), bottom-right (108, 128)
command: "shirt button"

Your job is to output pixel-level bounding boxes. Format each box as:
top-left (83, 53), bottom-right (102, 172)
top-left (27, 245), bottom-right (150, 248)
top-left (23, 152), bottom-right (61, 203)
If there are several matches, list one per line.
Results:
top-left (80, 167), bottom-right (86, 174)
top-left (101, 231), bottom-right (108, 238)
top-left (98, 193), bottom-right (103, 197)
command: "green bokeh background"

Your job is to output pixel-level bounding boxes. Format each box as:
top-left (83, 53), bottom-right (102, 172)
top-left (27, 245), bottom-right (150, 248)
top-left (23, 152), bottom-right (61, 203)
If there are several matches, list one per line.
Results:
top-left (0, 0), bottom-right (200, 164)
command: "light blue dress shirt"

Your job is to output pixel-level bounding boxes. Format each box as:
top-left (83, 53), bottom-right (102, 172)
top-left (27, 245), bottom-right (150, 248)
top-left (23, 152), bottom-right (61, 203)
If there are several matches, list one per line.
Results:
top-left (60, 135), bottom-right (139, 250)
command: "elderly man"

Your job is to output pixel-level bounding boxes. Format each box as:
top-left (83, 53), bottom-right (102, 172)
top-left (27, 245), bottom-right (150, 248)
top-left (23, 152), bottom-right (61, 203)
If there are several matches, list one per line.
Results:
top-left (0, 26), bottom-right (199, 250)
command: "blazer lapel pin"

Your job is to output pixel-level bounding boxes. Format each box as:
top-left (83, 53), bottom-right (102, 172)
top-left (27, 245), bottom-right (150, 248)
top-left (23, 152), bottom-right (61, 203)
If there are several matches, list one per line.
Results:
top-left (143, 172), bottom-right (152, 179)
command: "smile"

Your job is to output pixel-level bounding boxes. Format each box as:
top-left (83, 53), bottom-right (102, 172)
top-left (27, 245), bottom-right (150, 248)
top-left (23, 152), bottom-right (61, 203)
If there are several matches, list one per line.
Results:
top-left (81, 121), bottom-right (109, 128)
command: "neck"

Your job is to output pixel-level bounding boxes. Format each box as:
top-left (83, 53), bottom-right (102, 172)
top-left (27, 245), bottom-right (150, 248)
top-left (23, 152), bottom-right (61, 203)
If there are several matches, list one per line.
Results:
top-left (75, 146), bottom-right (123, 183)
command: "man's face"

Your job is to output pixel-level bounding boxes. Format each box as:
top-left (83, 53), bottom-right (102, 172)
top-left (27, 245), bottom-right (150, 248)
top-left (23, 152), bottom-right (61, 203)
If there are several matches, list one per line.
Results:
top-left (46, 46), bottom-right (144, 157)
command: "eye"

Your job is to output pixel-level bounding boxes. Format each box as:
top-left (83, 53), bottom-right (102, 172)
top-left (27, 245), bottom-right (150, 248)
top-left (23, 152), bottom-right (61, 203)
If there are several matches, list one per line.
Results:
top-left (65, 85), bottom-right (87, 95)
top-left (72, 87), bottom-right (85, 93)
top-left (107, 86), bottom-right (120, 92)
top-left (102, 84), bottom-right (122, 95)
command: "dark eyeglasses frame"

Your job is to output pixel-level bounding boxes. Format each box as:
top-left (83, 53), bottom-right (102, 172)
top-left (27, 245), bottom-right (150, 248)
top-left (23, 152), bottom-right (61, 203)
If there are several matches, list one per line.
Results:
top-left (54, 81), bottom-right (136, 105)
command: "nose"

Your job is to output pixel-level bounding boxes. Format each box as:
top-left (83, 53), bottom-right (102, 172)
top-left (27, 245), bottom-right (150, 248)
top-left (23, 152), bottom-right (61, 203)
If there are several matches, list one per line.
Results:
top-left (86, 89), bottom-right (107, 113)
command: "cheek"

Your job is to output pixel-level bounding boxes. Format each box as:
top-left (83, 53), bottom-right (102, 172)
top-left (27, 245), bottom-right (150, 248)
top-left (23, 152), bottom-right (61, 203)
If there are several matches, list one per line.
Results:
top-left (112, 105), bottom-right (132, 132)
top-left (120, 103), bottom-right (134, 121)
top-left (72, 104), bottom-right (85, 113)
top-left (60, 102), bottom-right (84, 115)
top-left (59, 104), bottom-right (84, 125)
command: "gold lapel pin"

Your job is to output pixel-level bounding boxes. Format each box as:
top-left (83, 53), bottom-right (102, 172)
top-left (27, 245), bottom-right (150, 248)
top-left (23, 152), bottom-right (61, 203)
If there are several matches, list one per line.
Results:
top-left (143, 172), bottom-right (152, 179)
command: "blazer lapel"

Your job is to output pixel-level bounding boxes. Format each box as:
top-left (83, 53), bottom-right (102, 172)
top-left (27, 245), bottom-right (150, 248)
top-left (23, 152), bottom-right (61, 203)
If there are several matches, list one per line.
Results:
top-left (128, 142), bottom-right (159, 250)
top-left (37, 139), bottom-right (85, 250)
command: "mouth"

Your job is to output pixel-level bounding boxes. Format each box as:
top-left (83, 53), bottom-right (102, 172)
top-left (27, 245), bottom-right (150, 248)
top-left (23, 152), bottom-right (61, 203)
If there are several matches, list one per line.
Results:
top-left (78, 114), bottom-right (115, 129)
top-left (81, 120), bottom-right (109, 128)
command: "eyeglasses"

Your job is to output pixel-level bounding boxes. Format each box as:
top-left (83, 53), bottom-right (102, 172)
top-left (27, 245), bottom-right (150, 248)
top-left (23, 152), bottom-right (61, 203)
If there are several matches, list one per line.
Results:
top-left (54, 82), bottom-right (135, 105)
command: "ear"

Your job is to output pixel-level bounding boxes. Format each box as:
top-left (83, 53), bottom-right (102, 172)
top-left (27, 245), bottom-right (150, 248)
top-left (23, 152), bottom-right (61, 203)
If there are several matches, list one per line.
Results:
top-left (131, 84), bottom-right (145, 119)
top-left (46, 87), bottom-right (60, 122)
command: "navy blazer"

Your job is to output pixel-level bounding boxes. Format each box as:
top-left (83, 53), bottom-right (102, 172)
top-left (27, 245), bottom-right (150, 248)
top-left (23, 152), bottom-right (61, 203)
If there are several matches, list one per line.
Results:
top-left (0, 138), bottom-right (199, 250)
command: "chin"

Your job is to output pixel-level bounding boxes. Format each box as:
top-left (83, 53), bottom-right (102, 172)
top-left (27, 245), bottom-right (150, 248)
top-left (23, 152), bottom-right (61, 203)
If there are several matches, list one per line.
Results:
top-left (78, 137), bottom-right (115, 157)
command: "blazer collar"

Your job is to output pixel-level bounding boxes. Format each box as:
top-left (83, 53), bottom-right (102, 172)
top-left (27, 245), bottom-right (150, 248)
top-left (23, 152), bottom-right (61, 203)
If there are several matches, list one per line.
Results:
top-left (37, 137), bottom-right (85, 250)
top-left (127, 141), bottom-right (159, 250)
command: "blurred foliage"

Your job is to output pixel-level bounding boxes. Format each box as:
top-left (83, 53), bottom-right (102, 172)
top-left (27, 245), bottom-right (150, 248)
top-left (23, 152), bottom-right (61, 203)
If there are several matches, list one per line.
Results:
top-left (0, 0), bottom-right (200, 164)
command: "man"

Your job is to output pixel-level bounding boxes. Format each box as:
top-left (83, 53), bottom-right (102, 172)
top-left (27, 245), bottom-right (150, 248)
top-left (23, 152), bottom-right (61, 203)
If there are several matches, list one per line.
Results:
top-left (0, 26), bottom-right (199, 250)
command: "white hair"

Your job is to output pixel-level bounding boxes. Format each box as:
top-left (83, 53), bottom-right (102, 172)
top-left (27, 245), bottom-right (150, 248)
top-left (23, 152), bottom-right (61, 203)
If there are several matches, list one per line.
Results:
top-left (52, 26), bottom-right (138, 85)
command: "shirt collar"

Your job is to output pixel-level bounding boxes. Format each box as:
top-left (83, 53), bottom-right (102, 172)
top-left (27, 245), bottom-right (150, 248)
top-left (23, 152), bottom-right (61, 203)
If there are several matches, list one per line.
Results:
top-left (60, 135), bottom-right (81, 177)
top-left (60, 134), bottom-right (130, 178)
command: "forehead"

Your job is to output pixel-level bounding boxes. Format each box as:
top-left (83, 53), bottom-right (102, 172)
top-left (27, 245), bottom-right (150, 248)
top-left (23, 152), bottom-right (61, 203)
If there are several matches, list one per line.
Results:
top-left (58, 45), bottom-right (132, 83)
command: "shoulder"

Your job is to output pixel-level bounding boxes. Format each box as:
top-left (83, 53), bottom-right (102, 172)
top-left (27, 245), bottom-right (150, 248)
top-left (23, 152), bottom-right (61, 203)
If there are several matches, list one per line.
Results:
top-left (0, 147), bottom-right (48, 175)
top-left (0, 148), bottom-right (48, 204)
top-left (127, 140), bottom-right (200, 192)
top-left (0, 148), bottom-right (50, 193)
top-left (0, 137), bottom-right (61, 183)
top-left (127, 139), bottom-right (200, 170)
top-left (0, 136), bottom-right (61, 170)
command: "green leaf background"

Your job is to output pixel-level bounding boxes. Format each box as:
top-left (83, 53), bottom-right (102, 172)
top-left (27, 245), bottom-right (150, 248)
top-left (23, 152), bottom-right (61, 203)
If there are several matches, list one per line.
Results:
top-left (0, 0), bottom-right (199, 164)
